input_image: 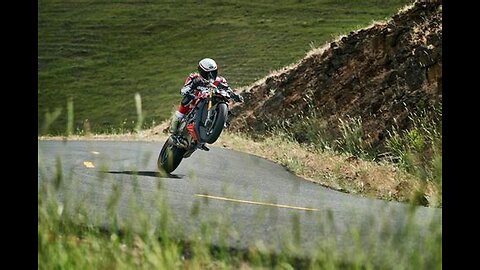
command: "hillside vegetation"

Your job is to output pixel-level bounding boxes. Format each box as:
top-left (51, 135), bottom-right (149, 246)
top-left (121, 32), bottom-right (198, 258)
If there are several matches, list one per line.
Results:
top-left (38, 0), bottom-right (412, 135)
top-left (229, 1), bottom-right (442, 206)
top-left (230, 1), bottom-right (441, 152)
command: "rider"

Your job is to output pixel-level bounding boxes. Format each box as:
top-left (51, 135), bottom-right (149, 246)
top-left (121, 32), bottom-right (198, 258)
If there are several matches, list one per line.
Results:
top-left (168, 58), bottom-right (243, 150)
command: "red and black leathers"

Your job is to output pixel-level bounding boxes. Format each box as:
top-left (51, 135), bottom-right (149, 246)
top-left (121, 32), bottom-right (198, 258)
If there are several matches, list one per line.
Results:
top-left (177, 72), bottom-right (232, 115)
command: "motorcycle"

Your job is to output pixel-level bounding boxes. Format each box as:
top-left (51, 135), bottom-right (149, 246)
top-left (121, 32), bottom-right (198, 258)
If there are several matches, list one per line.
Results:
top-left (157, 79), bottom-right (241, 174)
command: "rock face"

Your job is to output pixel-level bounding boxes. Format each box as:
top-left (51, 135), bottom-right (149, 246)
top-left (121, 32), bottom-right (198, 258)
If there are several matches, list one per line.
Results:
top-left (229, 1), bottom-right (442, 152)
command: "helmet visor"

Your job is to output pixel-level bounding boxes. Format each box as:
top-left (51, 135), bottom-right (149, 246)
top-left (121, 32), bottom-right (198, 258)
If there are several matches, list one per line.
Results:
top-left (199, 68), bottom-right (217, 80)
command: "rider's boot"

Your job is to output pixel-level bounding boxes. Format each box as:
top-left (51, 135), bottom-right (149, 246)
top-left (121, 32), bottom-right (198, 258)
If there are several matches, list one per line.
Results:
top-left (199, 144), bottom-right (210, 151)
top-left (169, 114), bottom-right (180, 135)
top-left (169, 112), bottom-right (182, 145)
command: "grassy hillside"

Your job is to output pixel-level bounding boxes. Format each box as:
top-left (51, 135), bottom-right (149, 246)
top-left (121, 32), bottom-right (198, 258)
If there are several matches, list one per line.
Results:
top-left (38, 0), bottom-right (412, 135)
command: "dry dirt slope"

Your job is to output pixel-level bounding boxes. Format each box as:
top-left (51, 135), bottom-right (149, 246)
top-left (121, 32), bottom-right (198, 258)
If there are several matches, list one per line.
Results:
top-left (229, 1), bottom-right (442, 152)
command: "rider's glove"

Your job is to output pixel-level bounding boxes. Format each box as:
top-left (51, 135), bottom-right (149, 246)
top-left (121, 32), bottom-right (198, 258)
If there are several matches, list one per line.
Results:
top-left (181, 93), bottom-right (195, 106)
top-left (232, 93), bottom-right (244, 103)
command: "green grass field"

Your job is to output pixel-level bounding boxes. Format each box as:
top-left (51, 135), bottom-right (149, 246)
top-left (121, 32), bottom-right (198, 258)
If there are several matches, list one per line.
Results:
top-left (38, 0), bottom-right (413, 135)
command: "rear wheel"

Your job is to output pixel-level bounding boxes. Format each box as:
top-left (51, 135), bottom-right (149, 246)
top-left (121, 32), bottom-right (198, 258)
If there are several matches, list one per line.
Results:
top-left (157, 138), bottom-right (186, 173)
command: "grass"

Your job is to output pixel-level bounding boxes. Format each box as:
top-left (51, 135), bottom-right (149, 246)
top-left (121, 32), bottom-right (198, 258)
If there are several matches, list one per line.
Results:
top-left (248, 96), bottom-right (442, 207)
top-left (39, 85), bottom-right (442, 209)
top-left (38, 144), bottom-right (442, 269)
top-left (217, 129), bottom-right (440, 207)
top-left (38, 1), bottom-right (441, 267)
top-left (39, 98), bottom-right (442, 207)
top-left (38, 0), bottom-right (413, 135)
top-left (385, 104), bottom-right (442, 206)
top-left (38, 91), bottom-right (441, 268)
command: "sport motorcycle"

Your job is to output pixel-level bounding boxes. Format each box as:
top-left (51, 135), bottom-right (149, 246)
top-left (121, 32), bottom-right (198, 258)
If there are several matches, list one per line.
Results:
top-left (157, 80), bottom-right (241, 173)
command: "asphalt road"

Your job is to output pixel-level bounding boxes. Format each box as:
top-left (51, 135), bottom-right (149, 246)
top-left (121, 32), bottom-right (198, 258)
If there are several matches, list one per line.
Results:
top-left (38, 140), bottom-right (442, 258)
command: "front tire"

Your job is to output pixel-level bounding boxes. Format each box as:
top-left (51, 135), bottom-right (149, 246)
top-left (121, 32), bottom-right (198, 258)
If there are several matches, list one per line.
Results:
top-left (200, 103), bottom-right (228, 144)
top-left (157, 138), bottom-right (186, 173)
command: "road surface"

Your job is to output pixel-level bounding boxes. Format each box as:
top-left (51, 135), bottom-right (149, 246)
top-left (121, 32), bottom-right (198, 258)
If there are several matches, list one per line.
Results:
top-left (38, 140), bottom-right (442, 259)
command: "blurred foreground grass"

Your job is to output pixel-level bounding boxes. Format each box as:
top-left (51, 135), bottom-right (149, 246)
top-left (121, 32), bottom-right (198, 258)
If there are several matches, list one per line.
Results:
top-left (38, 147), bottom-right (441, 269)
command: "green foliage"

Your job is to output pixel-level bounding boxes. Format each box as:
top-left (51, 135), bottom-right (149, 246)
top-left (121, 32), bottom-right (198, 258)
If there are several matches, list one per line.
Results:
top-left (273, 109), bottom-right (372, 159)
top-left (385, 104), bottom-right (442, 205)
top-left (38, 0), bottom-right (412, 135)
top-left (385, 106), bottom-right (441, 177)
top-left (41, 107), bottom-right (62, 134)
top-left (335, 116), bottom-right (373, 159)
top-left (134, 92), bottom-right (144, 133)
top-left (259, 102), bottom-right (442, 206)
top-left (290, 112), bottom-right (335, 151)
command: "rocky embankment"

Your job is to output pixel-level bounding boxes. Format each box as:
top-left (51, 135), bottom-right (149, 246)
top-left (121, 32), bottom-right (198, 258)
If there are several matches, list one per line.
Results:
top-left (230, 1), bottom-right (442, 152)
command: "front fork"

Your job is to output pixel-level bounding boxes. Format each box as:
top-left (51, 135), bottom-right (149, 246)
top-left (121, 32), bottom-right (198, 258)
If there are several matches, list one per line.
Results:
top-left (205, 112), bottom-right (213, 129)
top-left (204, 90), bottom-right (214, 128)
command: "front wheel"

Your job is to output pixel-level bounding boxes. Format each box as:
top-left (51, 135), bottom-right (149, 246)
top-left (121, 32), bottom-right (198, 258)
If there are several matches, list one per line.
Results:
top-left (157, 138), bottom-right (186, 174)
top-left (201, 103), bottom-right (228, 144)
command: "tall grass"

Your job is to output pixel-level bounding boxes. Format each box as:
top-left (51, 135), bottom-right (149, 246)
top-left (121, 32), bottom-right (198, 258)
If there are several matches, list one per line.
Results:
top-left (385, 104), bottom-right (442, 206)
top-left (262, 103), bottom-right (442, 206)
top-left (272, 110), bottom-right (374, 158)
top-left (38, 94), bottom-right (441, 268)
top-left (335, 116), bottom-right (373, 159)
top-left (134, 92), bottom-right (144, 133)
top-left (38, 150), bottom-right (441, 269)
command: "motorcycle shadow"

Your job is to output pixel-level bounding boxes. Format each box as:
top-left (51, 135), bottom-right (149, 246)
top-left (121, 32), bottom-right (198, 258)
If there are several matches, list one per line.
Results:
top-left (107, 170), bottom-right (183, 179)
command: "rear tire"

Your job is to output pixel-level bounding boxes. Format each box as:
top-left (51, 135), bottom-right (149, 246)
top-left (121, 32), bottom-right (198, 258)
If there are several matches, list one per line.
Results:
top-left (157, 138), bottom-right (186, 174)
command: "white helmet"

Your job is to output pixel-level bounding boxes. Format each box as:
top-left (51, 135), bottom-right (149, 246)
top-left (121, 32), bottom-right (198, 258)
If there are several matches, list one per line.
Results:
top-left (198, 58), bottom-right (218, 80)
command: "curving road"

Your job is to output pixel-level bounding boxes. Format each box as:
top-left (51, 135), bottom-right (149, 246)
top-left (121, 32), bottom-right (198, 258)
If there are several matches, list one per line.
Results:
top-left (38, 140), bottom-right (441, 259)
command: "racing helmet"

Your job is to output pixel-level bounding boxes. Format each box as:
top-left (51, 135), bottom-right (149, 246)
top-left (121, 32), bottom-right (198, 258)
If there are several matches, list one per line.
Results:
top-left (198, 58), bottom-right (218, 80)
